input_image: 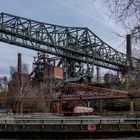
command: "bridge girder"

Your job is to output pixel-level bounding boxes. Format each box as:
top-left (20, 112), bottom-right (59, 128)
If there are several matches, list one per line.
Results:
top-left (0, 13), bottom-right (139, 80)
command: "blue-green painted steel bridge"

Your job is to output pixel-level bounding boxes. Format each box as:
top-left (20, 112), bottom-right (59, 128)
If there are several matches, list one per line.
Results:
top-left (0, 13), bottom-right (139, 81)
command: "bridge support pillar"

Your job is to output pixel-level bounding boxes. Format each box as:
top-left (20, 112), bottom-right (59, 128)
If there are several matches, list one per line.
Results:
top-left (130, 98), bottom-right (134, 116)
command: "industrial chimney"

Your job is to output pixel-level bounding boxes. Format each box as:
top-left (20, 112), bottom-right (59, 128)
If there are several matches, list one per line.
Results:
top-left (126, 34), bottom-right (132, 66)
top-left (17, 53), bottom-right (22, 73)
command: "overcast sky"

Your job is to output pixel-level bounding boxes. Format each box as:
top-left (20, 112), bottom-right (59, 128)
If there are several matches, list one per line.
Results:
top-left (0, 0), bottom-right (126, 77)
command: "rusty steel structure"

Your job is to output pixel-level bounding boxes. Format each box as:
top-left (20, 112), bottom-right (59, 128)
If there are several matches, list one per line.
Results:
top-left (2, 85), bottom-right (140, 102)
top-left (31, 53), bottom-right (63, 82)
top-left (4, 83), bottom-right (140, 102)
top-left (64, 83), bottom-right (129, 100)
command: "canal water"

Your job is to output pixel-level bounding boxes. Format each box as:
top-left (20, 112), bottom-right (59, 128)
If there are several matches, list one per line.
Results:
top-left (98, 138), bottom-right (140, 140)
top-left (0, 138), bottom-right (140, 140)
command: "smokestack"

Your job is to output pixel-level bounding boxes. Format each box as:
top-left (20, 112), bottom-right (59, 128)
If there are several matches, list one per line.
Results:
top-left (17, 53), bottom-right (22, 73)
top-left (126, 34), bottom-right (132, 67)
top-left (126, 34), bottom-right (131, 58)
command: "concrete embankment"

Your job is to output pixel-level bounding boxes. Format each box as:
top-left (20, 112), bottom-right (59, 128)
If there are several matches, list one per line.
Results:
top-left (0, 114), bottom-right (140, 139)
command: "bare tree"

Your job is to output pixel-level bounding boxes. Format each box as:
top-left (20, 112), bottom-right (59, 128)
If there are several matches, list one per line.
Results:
top-left (8, 72), bottom-right (31, 113)
top-left (9, 74), bottom-right (49, 113)
top-left (0, 76), bottom-right (8, 93)
top-left (104, 0), bottom-right (140, 46)
top-left (9, 63), bottom-right (30, 113)
top-left (10, 63), bottom-right (29, 75)
top-left (33, 82), bottom-right (48, 112)
top-left (22, 63), bottom-right (29, 74)
top-left (10, 66), bottom-right (16, 76)
top-left (104, 0), bottom-right (140, 28)
top-left (0, 76), bottom-right (8, 109)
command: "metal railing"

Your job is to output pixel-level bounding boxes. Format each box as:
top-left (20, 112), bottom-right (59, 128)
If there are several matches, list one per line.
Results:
top-left (0, 116), bottom-right (140, 125)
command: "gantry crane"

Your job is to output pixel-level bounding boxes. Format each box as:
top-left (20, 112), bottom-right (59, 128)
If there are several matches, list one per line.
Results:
top-left (0, 12), bottom-right (139, 83)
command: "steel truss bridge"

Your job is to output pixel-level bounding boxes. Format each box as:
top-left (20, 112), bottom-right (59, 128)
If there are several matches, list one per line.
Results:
top-left (0, 13), bottom-right (140, 82)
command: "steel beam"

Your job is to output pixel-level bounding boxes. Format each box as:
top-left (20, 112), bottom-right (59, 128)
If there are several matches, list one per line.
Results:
top-left (0, 13), bottom-right (140, 80)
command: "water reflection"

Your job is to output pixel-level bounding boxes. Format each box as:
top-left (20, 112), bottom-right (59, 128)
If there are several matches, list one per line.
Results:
top-left (0, 138), bottom-right (140, 140)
